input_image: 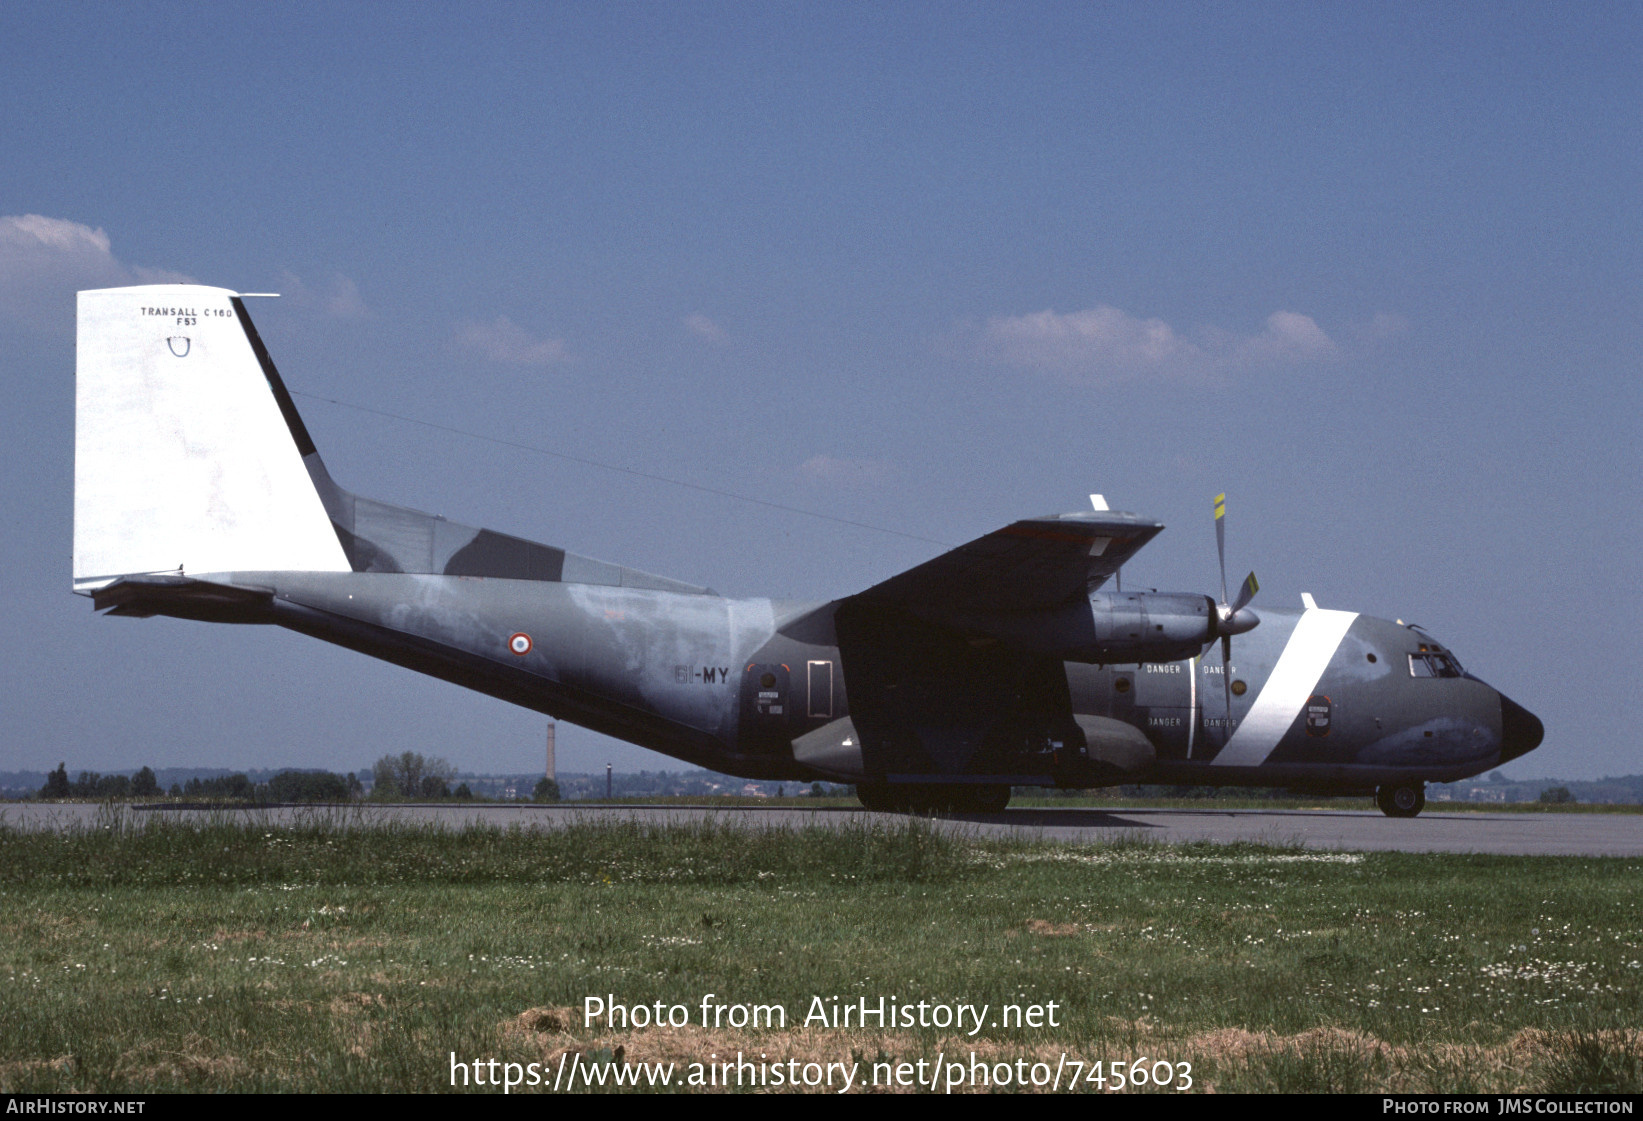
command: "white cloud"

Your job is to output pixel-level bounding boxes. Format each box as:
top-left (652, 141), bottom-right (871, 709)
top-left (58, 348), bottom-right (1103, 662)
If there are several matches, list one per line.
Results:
top-left (0, 214), bottom-right (192, 331)
top-left (1353, 311), bottom-right (1411, 343)
top-left (1222, 310), bottom-right (1340, 366)
top-left (983, 304), bottom-right (1202, 376)
top-left (798, 454), bottom-right (892, 487)
top-left (324, 275), bottom-right (369, 320)
top-left (277, 270), bottom-right (370, 319)
top-left (972, 303), bottom-right (1339, 379)
top-left (455, 315), bottom-right (570, 366)
top-left (682, 313), bottom-right (727, 345)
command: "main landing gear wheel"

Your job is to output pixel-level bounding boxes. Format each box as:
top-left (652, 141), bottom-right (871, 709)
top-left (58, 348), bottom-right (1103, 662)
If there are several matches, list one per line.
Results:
top-left (854, 783), bottom-right (896, 812)
top-left (1376, 782), bottom-right (1425, 818)
top-left (854, 783), bottom-right (1012, 814)
top-left (960, 784), bottom-right (1012, 813)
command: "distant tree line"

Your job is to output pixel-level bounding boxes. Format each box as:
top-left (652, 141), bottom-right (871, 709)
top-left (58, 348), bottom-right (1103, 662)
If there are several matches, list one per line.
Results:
top-left (34, 752), bottom-right (519, 803)
top-left (266, 770), bottom-right (358, 802)
top-left (178, 773), bottom-right (255, 799)
top-left (39, 764), bottom-right (162, 800)
top-left (369, 752), bottom-right (474, 801)
top-left (38, 762), bottom-right (360, 803)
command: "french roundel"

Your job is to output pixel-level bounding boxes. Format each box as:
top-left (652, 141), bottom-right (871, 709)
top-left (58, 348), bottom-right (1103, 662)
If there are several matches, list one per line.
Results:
top-left (508, 632), bottom-right (532, 656)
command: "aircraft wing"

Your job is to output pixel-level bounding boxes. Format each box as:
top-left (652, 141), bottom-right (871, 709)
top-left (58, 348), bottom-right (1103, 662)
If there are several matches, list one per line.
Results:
top-left (847, 510), bottom-right (1164, 618)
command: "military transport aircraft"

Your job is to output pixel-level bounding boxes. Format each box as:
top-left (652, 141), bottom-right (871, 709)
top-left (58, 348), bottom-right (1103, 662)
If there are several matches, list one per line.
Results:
top-left (73, 285), bottom-right (1543, 816)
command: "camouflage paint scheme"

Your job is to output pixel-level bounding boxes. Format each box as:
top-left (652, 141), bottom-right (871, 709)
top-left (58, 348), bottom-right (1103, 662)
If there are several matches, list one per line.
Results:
top-left (85, 297), bottom-right (1543, 815)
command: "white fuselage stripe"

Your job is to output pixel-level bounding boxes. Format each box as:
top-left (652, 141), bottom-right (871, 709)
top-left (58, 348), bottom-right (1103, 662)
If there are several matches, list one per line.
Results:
top-left (1186, 655), bottom-right (1197, 758)
top-left (1211, 608), bottom-right (1359, 767)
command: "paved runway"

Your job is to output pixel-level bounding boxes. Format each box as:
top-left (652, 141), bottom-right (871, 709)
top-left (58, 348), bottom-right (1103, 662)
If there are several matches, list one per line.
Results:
top-left (6, 801), bottom-right (1642, 856)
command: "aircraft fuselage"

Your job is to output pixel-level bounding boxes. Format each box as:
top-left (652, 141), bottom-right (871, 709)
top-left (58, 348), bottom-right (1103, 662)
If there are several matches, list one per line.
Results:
top-left (192, 571), bottom-right (1538, 794)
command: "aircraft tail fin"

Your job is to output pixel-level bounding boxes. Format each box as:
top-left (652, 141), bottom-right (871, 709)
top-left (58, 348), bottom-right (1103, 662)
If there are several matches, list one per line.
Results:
top-left (73, 284), bottom-right (351, 593)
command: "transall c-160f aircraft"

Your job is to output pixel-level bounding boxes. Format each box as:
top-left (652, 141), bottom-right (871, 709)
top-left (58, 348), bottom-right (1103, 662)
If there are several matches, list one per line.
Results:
top-left (74, 285), bottom-right (1543, 816)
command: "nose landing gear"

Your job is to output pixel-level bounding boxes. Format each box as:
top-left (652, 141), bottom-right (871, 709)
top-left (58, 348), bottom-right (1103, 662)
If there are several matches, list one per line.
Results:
top-left (1376, 782), bottom-right (1425, 818)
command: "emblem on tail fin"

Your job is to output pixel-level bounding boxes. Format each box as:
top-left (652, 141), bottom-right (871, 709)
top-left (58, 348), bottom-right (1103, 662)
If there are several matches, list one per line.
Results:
top-left (166, 336), bottom-right (190, 357)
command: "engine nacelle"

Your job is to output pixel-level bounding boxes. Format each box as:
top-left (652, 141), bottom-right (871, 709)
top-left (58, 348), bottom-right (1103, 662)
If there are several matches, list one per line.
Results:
top-left (1082, 591), bottom-right (1215, 663)
top-left (950, 591), bottom-right (1216, 664)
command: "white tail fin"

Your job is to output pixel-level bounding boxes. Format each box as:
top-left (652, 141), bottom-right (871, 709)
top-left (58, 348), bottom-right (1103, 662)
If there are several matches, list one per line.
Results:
top-left (74, 284), bottom-right (349, 592)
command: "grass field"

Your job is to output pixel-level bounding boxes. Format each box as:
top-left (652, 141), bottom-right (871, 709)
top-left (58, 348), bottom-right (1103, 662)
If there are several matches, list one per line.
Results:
top-left (1, 809), bottom-right (1639, 1093)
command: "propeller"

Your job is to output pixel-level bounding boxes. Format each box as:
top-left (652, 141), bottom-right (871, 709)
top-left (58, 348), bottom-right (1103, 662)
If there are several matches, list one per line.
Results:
top-left (1213, 493), bottom-right (1260, 721)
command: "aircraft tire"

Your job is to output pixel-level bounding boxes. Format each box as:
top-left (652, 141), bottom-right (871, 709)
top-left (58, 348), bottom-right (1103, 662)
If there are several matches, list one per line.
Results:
top-left (903, 784), bottom-right (947, 814)
top-left (1376, 782), bottom-right (1425, 818)
top-left (854, 783), bottom-right (899, 813)
top-left (856, 783), bottom-right (1012, 814)
top-left (915, 784), bottom-right (1013, 813)
top-left (961, 784), bottom-right (1012, 813)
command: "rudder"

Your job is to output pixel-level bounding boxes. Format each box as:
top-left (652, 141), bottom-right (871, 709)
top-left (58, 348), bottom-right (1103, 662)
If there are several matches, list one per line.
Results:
top-left (73, 284), bottom-right (350, 592)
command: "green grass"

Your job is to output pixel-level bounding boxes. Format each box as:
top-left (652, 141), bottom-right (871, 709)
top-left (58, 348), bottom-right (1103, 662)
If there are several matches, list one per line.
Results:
top-left (1, 811), bottom-right (1639, 1093)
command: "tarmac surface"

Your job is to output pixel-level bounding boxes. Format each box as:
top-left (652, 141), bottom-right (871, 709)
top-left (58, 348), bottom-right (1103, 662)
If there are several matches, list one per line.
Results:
top-left (6, 801), bottom-right (1643, 856)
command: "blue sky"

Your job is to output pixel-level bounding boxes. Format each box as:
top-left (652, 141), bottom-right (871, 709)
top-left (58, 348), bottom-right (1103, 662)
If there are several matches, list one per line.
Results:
top-left (2, 3), bottom-right (1637, 779)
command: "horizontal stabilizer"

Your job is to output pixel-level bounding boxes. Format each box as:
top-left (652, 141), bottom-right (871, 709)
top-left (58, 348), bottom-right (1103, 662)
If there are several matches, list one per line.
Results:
top-left (92, 574), bottom-right (273, 619)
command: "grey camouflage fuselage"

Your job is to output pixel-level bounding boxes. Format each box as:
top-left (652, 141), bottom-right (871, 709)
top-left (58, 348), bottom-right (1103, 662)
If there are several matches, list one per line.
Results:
top-left (117, 492), bottom-right (1541, 793)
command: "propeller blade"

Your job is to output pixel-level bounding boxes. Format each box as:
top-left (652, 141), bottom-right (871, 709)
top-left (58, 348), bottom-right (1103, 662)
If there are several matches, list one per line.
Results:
top-left (1212, 497), bottom-right (1257, 727)
top-left (1214, 492), bottom-right (1228, 605)
top-left (1210, 494), bottom-right (1258, 726)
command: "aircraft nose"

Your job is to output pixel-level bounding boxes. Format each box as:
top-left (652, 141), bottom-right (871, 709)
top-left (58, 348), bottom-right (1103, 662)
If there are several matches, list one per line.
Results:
top-left (1497, 693), bottom-right (1544, 763)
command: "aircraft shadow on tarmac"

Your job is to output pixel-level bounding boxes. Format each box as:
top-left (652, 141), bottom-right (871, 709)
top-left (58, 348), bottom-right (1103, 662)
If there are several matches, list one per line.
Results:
top-left (903, 808), bottom-right (1158, 829)
top-left (900, 806), bottom-right (1420, 828)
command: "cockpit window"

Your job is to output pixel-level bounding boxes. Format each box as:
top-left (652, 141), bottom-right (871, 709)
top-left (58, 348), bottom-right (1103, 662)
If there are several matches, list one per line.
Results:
top-left (1408, 652), bottom-right (1463, 678)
